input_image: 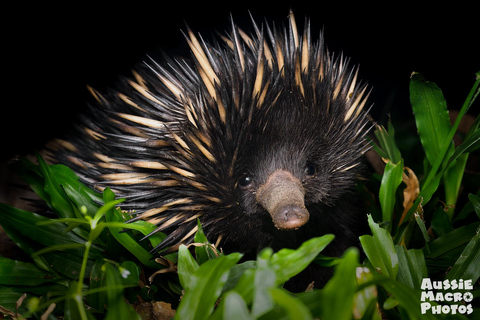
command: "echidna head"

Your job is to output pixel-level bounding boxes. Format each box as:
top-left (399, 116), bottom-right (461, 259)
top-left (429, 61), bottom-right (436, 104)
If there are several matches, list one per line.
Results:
top-left (52, 11), bottom-right (371, 255)
top-left (232, 84), bottom-right (369, 240)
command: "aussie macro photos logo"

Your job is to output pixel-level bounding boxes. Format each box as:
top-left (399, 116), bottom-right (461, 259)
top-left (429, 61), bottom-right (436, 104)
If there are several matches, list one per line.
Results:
top-left (420, 278), bottom-right (474, 316)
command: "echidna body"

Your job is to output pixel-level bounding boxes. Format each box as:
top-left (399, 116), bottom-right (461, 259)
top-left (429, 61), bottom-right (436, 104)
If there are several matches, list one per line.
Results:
top-left (53, 12), bottom-right (371, 290)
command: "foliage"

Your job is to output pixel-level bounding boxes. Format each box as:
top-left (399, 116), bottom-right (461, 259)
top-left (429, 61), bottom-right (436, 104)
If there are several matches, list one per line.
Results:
top-left (0, 71), bottom-right (479, 319)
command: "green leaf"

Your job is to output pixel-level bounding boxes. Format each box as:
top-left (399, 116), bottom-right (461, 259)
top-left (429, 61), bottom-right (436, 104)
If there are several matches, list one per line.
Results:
top-left (373, 121), bottom-right (402, 164)
top-left (120, 261), bottom-right (140, 284)
top-left (104, 263), bottom-right (141, 320)
top-left (376, 277), bottom-right (438, 320)
top-left (0, 286), bottom-right (30, 313)
top-left (379, 159), bottom-right (404, 224)
top-left (409, 72), bottom-right (453, 167)
top-left (44, 250), bottom-right (95, 280)
top-left (126, 220), bottom-right (166, 249)
top-left (395, 246), bottom-right (427, 289)
top-left (431, 207), bottom-right (454, 237)
top-left (446, 129), bottom-right (480, 169)
top-left (175, 252), bottom-right (242, 320)
top-left (354, 267), bottom-right (381, 320)
top-left (320, 248), bottom-right (359, 320)
top-left (269, 234), bottom-right (335, 285)
top-left (0, 203), bottom-right (103, 260)
top-left (194, 219), bottom-right (217, 265)
top-left (222, 260), bottom-right (256, 293)
top-left (37, 154), bottom-right (77, 219)
top-left (87, 259), bottom-right (107, 312)
top-left (360, 215), bottom-right (398, 279)
top-left (269, 288), bottom-right (312, 320)
top-left (469, 194), bottom-right (480, 219)
top-left (104, 205), bottom-right (159, 269)
top-left (414, 214), bottom-right (430, 251)
top-left (252, 248), bottom-right (276, 317)
top-left (177, 244), bottom-right (199, 291)
top-left (446, 223), bottom-right (480, 284)
top-left (49, 163), bottom-right (104, 217)
top-left (425, 222), bottom-right (479, 259)
top-left (0, 258), bottom-right (58, 286)
top-left (222, 291), bottom-right (253, 320)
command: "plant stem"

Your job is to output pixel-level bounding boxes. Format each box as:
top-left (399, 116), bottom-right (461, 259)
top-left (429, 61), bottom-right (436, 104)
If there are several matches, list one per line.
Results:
top-left (74, 240), bottom-right (91, 320)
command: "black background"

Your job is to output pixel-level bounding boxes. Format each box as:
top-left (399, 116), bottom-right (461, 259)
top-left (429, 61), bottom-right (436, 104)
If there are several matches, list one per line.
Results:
top-left (2, 2), bottom-right (478, 162)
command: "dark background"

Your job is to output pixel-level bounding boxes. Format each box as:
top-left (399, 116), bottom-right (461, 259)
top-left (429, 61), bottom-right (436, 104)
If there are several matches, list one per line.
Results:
top-left (2, 3), bottom-right (478, 162)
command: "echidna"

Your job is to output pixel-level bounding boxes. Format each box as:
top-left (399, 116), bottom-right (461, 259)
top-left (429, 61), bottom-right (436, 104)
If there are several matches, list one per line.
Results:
top-left (51, 11), bottom-right (372, 290)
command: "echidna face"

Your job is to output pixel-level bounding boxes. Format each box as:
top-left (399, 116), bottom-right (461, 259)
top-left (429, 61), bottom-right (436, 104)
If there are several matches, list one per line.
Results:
top-left (52, 12), bottom-right (371, 255)
top-left (233, 90), bottom-right (362, 234)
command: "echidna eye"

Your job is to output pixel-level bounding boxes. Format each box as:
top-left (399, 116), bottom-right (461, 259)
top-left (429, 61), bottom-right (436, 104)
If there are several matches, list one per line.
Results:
top-left (304, 164), bottom-right (316, 177)
top-left (238, 174), bottom-right (253, 188)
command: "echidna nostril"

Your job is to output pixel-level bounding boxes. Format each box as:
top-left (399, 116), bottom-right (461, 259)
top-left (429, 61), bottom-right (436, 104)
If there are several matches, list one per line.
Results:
top-left (277, 205), bottom-right (309, 230)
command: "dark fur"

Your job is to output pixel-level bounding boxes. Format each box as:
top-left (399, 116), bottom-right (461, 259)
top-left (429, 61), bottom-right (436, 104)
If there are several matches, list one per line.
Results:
top-left (52, 13), bottom-right (371, 291)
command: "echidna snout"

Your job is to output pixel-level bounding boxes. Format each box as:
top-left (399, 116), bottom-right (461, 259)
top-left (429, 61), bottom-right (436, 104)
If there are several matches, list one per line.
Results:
top-left (256, 170), bottom-right (309, 230)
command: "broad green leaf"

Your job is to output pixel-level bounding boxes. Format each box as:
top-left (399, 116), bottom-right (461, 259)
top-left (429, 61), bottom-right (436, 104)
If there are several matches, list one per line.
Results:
top-left (194, 219), bottom-right (217, 265)
top-left (104, 263), bottom-right (141, 320)
top-left (43, 250), bottom-right (95, 280)
top-left (431, 207), bottom-right (454, 237)
top-left (252, 248), bottom-right (276, 317)
top-left (425, 222), bottom-right (479, 259)
top-left (50, 163), bottom-right (104, 217)
top-left (379, 159), bottom-right (404, 224)
top-left (222, 291), bottom-right (253, 320)
top-left (269, 288), bottom-right (312, 320)
top-left (395, 246), bottom-right (427, 289)
top-left (0, 258), bottom-right (58, 286)
top-left (354, 267), bottom-right (381, 320)
top-left (445, 129), bottom-right (480, 169)
top-left (175, 253), bottom-right (242, 320)
top-left (0, 203), bottom-right (103, 260)
top-left (215, 268), bottom-right (257, 319)
top-left (320, 248), bottom-right (359, 320)
top-left (37, 154), bottom-right (77, 219)
top-left (0, 286), bottom-right (30, 314)
top-left (126, 220), bottom-right (166, 249)
top-left (360, 215), bottom-right (398, 279)
top-left (120, 261), bottom-right (140, 284)
top-left (177, 244), bottom-right (199, 291)
top-left (269, 234), bottom-right (334, 285)
top-left (87, 259), bottom-right (107, 312)
top-left (469, 194), bottom-right (480, 219)
top-left (376, 277), bottom-right (438, 320)
top-left (414, 214), bottom-right (430, 251)
top-left (222, 260), bottom-right (256, 293)
top-left (446, 223), bottom-right (480, 284)
top-left (409, 73), bottom-right (453, 167)
top-left (373, 122), bottom-right (402, 164)
top-left (104, 204), bottom-right (158, 269)
top-left (413, 71), bottom-right (479, 221)
top-left (409, 72), bottom-right (462, 217)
